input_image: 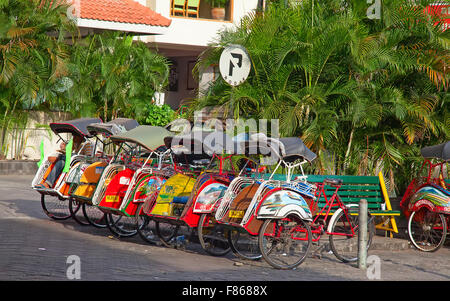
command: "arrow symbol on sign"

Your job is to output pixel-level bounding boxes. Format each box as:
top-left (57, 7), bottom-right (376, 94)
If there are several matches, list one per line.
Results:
top-left (228, 53), bottom-right (243, 76)
top-left (229, 61), bottom-right (235, 77)
top-left (231, 53), bottom-right (243, 67)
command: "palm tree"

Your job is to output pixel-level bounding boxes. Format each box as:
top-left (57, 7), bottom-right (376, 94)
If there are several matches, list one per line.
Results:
top-left (193, 0), bottom-right (449, 192)
top-left (0, 0), bottom-right (77, 157)
top-left (66, 32), bottom-right (170, 122)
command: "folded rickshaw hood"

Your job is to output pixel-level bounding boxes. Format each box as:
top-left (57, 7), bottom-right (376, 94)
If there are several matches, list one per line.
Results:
top-left (87, 118), bottom-right (139, 137)
top-left (421, 141), bottom-right (450, 161)
top-left (109, 125), bottom-right (173, 151)
top-left (49, 117), bottom-right (103, 137)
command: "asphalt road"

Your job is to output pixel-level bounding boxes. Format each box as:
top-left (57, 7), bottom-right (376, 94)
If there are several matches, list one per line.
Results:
top-left (0, 175), bottom-right (449, 281)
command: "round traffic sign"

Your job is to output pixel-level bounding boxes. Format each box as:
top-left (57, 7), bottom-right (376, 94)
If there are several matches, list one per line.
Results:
top-left (219, 44), bottom-right (251, 87)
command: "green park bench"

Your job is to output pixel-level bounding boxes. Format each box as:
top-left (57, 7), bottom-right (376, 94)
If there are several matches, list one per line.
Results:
top-left (272, 172), bottom-right (401, 238)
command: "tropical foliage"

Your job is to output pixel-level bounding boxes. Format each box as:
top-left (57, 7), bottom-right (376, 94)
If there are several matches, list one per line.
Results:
top-left (0, 0), bottom-right (170, 159)
top-left (193, 0), bottom-right (449, 192)
top-left (0, 0), bottom-right (77, 158)
top-left (205, 0), bottom-right (229, 8)
top-left (65, 32), bottom-right (170, 121)
top-left (140, 103), bottom-right (176, 126)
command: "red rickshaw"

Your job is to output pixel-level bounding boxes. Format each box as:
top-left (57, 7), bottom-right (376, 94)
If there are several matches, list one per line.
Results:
top-left (401, 141), bottom-right (449, 252)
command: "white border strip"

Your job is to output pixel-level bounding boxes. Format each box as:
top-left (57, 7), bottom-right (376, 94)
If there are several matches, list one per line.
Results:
top-left (77, 18), bottom-right (169, 35)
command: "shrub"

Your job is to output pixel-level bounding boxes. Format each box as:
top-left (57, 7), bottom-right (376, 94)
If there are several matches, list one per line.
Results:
top-left (142, 104), bottom-right (175, 127)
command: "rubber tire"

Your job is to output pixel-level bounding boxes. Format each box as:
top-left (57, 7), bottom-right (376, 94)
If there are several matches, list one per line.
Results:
top-left (41, 194), bottom-right (73, 220)
top-left (408, 209), bottom-right (447, 252)
top-left (197, 213), bottom-right (231, 256)
top-left (227, 229), bottom-right (262, 261)
top-left (82, 203), bottom-right (107, 228)
top-left (105, 213), bottom-right (138, 238)
top-left (155, 221), bottom-right (180, 247)
top-left (135, 203), bottom-right (159, 245)
top-left (69, 198), bottom-right (89, 226)
top-left (258, 216), bottom-right (312, 270)
top-left (328, 208), bottom-right (375, 263)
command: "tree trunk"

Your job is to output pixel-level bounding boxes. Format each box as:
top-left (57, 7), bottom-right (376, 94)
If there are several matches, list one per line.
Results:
top-left (1, 97), bottom-right (19, 158)
top-left (0, 107), bottom-right (9, 153)
top-left (104, 96), bottom-right (108, 122)
top-left (343, 128), bottom-right (354, 173)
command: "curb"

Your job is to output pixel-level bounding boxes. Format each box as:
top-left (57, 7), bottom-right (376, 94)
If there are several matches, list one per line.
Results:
top-left (0, 160), bottom-right (38, 175)
top-left (370, 236), bottom-right (410, 251)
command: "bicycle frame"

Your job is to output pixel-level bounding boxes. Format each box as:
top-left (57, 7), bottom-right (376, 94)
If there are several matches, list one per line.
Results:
top-left (96, 146), bottom-right (173, 216)
top-left (141, 153), bottom-right (237, 228)
top-left (215, 158), bottom-right (314, 235)
top-left (31, 138), bottom-right (95, 199)
top-left (401, 159), bottom-right (449, 217)
top-left (308, 182), bottom-right (356, 241)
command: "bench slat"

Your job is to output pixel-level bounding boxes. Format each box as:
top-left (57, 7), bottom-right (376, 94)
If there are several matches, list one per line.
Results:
top-left (317, 202), bottom-right (382, 209)
top-left (323, 184), bottom-right (380, 190)
top-left (370, 210), bottom-right (401, 216)
top-left (323, 190), bottom-right (382, 197)
top-left (306, 174), bottom-right (380, 184)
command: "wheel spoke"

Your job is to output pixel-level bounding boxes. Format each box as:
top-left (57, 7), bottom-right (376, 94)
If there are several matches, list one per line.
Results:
top-left (408, 208), bottom-right (447, 252)
top-left (259, 216), bottom-right (312, 270)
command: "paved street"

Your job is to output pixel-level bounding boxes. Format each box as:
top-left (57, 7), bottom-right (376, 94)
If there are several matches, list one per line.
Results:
top-left (0, 175), bottom-right (449, 281)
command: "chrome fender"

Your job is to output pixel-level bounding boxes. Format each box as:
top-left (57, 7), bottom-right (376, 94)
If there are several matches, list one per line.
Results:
top-left (326, 204), bottom-right (358, 233)
top-left (257, 189), bottom-right (313, 221)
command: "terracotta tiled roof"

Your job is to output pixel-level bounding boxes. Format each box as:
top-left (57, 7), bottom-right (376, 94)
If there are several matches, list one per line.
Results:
top-left (73, 0), bottom-right (171, 27)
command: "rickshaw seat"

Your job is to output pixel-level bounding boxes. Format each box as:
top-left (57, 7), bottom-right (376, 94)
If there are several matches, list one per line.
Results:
top-left (323, 178), bottom-right (343, 185)
top-left (430, 183), bottom-right (450, 196)
top-left (173, 196), bottom-right (189, 204)
top-left (223, 184), bottom-right (260, 223)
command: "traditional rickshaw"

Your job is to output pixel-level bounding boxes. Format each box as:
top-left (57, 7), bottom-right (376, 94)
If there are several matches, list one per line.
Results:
top-left (215, 134), bottom-right (317, 269)
top-left (31, 117), bottom-right (102, 220)
top-left (68, 118), bottom-right (140, 227)
top-left (136, 131), bottom-right (247, 256)
top-left (94, 125), bottom-right (175, 237)
top-left (401, 141), bottom-right (450, 252)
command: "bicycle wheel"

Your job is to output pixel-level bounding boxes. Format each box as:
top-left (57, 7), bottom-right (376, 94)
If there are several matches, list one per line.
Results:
top-left (258, 215), bottom-right (312, 270)
top-left (41, 194), bottom-right (73, 220)
top-left (155, 221), bottom-right (179, 247)
top-left (197, 214), bottom-right (231, 256)
top-left (82, 203), bottom-right (107, 228)
top-left (329, 207), bottom-right (375, 263)
top-left (408, 208), bottom-right (447, 252)
top-left (228, 229), bottom-right (262, 261)
top-left (135, 203), bottom-right (158, 244)
top-left (105, 213), bottom-right (138, 238)
top-left (69, 198), bottom-right (89, 226)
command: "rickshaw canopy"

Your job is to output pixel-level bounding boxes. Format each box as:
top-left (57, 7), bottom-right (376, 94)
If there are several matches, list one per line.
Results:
top-left (87, 118), bottom-right (139, 137)
top-left (165, 131), bottom-right (238, 156)
top-left (421, 141), bottom-right (450, 161)
top-left (109, 125), bottom-right (172, 151)
top-left (241, 134), bottom-right (317, 162)
top-left (49, 117), bottom-right (103, 138)
top-left (164, 118), bottom-right (192, 134)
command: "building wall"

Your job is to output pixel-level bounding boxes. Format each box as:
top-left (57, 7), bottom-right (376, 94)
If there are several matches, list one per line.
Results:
top-left (140, 1), bottom-right (258, 109)
top-left (4, 111), bottom-right (72, 161)
top-left (145, 0), bottom-right (259, 47)
top-left (165, 56), bottom-right (198, 110)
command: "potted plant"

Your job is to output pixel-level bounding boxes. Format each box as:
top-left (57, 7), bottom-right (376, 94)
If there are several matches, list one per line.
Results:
top-left (205, 0), bottom-right (229, 21)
